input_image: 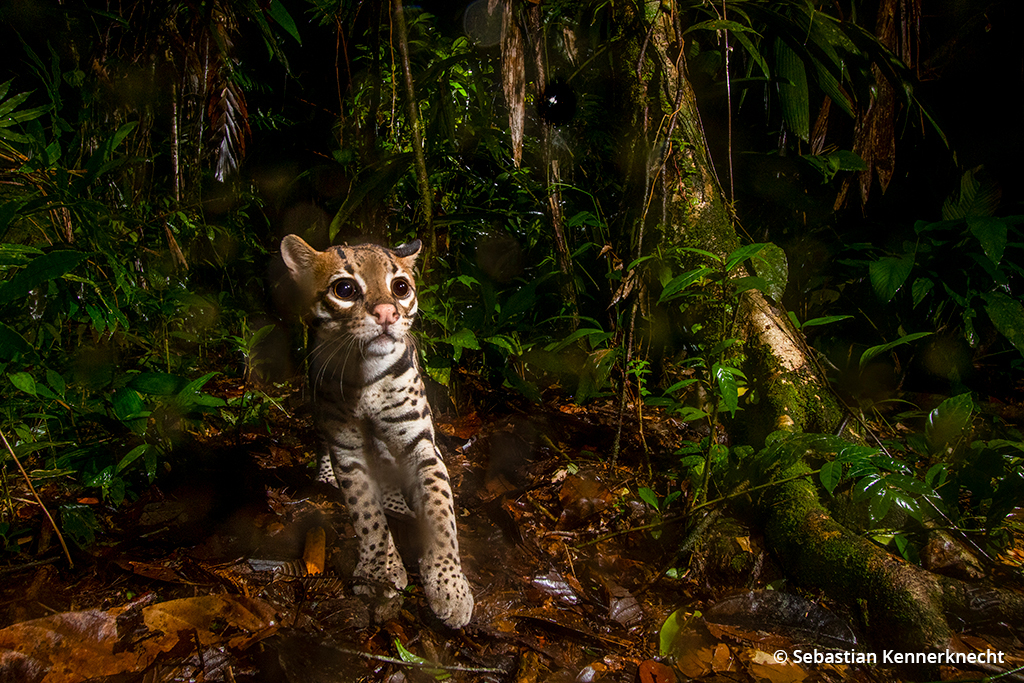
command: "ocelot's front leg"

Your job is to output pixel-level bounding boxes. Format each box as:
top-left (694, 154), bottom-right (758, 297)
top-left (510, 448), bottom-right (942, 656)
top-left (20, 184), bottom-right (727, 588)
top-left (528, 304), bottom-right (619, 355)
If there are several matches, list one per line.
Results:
top-left (327, 430), bottom-right (408, 597)
top-left (406, 440), bottom-right (474, 628)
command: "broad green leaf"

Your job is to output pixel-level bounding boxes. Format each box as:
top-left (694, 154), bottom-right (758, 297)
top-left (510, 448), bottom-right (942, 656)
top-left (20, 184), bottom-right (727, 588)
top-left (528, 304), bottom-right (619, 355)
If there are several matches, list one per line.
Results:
top-left (867, 488), bottom-right (893, 525)
top-left (725, 242), bottom-right (767, 272)
top-left (659, 608), bottom-right (694, 657)
top-left (859, 331), bottom-right (931, 370)
top-left (827, 150), bottom-right (867, 171)
top-left (671, 406), bottom-right (709, 422)
top-left (659, 266), bottom-right (713, 303)
top-left (484, 335), bottom-right (520, 355)
top-left (268, 0), bottom-right (303, 44)
top-left (982, 292), bottom-right (1024, 358)
top-left (445, 328), bottom-right (480, 364)
top-left (116, 444), bottom-right (151, 474)
top-left (925, 463), bottom-right (948, 488)
top-left (713, 362), bottom-right (739, 417)
top-left (46, 369), bottom-right (65, 396)
top-left (911, 277), bottom-right (934, 308)
top-left (883, 473), bottom-right (932, 496)
top-left (819, 460), bottom-right (843, 495)
top-left (683, 19), bottom-right (762, 36)
top-left (9, 371), bottom-right (36, 396)
top-left (638, 487), bottom-right (660, 510)
top-left (925, 393), bottom-right (973, 455)
top-left (774, 38), bottom-right (809, 141)
top-left (110, 387), bottom-right (145, 421)
top-left (545, 327), bottom-right (611, 353)
top-left (968, 216), bottom-right (1007, 265)
top-left (942, 167), bottom-right (1000, 219)
top-left (0, 250), bottom-right (92, 305)
top-left (869, 255), bottom-right (913, 302)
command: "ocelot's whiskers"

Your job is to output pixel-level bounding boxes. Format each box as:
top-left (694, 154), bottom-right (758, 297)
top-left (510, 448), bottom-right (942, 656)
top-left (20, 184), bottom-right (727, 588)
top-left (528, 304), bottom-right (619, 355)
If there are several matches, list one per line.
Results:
top-left (280, 234), bottom-right (474, 629)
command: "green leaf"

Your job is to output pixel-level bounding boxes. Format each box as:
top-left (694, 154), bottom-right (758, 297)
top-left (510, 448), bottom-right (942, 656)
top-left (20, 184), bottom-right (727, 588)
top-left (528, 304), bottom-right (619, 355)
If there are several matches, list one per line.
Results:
top-left (9, 371), bottom-right (36, 396)
top-left (725, 242), bottom-right (768, 272)
top-left (827, 150), bottom-right (867, 171)
top-left (968, 216), bottom-right (1007, 265)
top-left (46, 369), bottom-right (65, 396)
top-left (799, 314), bottom-right (852, 328)
top-left (925, 393), bottom-right (973, 455)
top-left (116, 444), bottom-right (151, 474)
top-left (658, 266), bottom-right (714, 303)
top-left (545, 327), bottom-right (612, 353)
top-left (819, 460), bottom-right (843, 496)
top-left (911, 277), bottom-right (933, 308)
top-left (267, 0), bottom-right (302, 44)
top-left (394, 639), bottom-right (449, 680)
top-left (713, 362), bottom-right (739, 417)
top-left (638, 487), bottom-right (660, 510)
top-left (0, 250), bottom-right (92, 305)
top-left (774, 38), bottom-right (809, 141)
top-left (869, 254), bottom-right (913, 302)
top-left (445, 328), bottom-right (480, 362)
top-left (982, 292), bottom-right (1024, 358)
top-left (859, 331), bottom-right (931, 370)
top-left (659, 608), bottom-right (697, 658)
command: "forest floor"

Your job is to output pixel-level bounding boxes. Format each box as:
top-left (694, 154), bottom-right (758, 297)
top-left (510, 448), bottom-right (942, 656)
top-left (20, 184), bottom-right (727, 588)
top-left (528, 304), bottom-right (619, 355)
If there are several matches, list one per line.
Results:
top-left (1, 378), bottom-right (1023, 683)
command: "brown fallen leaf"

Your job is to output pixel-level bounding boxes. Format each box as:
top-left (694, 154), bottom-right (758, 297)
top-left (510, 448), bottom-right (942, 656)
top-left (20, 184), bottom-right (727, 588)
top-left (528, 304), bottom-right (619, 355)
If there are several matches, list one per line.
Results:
top-left (304, 526), bottom-right (326, 575)
top-left (0, 595), bottom-right (279, 683)
top-left (637, 659), bottom-right (677, 683)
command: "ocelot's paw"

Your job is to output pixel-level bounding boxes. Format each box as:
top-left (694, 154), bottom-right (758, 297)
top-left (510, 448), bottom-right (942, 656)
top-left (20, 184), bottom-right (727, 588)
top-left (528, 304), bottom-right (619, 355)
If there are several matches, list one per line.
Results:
top-left (422, 560), bottom-right (474, 628)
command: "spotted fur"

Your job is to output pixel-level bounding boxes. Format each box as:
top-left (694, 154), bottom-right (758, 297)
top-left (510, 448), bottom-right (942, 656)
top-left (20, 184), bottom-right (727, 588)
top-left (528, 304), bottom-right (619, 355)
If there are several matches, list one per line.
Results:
top-left (281, 234), bottom-right (473, 628)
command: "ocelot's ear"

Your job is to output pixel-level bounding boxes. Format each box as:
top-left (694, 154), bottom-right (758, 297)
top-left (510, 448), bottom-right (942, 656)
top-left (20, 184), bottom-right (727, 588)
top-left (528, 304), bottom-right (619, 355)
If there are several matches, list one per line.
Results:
top-left (392, 239), bottom-right (422, 261)
top-left (281, 234), bottom-right (318, 276)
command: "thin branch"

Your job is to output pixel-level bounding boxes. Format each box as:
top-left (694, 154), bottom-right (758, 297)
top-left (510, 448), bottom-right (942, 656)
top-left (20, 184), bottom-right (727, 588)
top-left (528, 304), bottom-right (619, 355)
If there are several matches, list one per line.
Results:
top-left (392, 0), bottom-right (435, 256)
top-left (335, 644), bottom-right (509, 675)
top-left (0, 428), bottom-right (73, 568)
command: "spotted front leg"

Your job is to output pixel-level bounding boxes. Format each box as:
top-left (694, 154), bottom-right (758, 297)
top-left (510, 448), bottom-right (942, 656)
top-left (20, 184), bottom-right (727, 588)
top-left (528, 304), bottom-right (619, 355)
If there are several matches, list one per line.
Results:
top-left (407, 442), bottom-right (474, 628)
top-left (327, 433), bottom-right (408, 596)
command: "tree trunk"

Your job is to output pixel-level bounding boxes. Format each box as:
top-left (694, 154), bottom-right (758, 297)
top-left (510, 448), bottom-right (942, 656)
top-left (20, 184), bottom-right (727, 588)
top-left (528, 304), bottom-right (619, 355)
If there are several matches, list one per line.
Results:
top-left (763, 462), bottom-right (1024, 678)
top-left (633, 7), bottom-right (1023, 678)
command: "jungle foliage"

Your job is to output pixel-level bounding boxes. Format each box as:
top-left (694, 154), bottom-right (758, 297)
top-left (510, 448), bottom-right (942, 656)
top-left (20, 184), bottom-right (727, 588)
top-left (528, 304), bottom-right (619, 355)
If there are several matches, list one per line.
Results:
top-left (0, 0), bottom-right (1021, 575)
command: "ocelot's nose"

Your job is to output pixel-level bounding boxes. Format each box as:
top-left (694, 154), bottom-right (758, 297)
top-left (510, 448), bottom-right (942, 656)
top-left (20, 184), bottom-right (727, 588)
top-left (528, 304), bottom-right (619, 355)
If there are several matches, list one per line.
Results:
top-left (373, 303), bottom-right (399, 329)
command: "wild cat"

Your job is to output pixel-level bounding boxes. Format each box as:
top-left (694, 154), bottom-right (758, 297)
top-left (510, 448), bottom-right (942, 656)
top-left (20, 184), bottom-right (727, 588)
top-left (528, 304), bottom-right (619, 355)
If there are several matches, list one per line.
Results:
top-left (281, 234), bottom-right (473, 628)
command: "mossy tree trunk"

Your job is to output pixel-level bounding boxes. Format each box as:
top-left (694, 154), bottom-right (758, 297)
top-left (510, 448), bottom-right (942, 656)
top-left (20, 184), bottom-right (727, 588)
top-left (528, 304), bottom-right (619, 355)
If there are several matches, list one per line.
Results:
top-left (626, 6), bottom-right (1022, 676)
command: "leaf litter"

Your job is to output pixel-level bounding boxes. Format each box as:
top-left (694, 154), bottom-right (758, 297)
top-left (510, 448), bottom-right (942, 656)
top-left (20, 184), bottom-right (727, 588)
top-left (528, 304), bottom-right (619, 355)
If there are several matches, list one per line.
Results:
top-left (0, 388), bottom-right (1021, 682)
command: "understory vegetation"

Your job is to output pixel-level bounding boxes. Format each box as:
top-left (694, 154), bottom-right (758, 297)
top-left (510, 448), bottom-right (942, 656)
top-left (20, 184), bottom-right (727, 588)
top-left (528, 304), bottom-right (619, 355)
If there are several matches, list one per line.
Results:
top-left (0, 0), bottom-right (1022, 654)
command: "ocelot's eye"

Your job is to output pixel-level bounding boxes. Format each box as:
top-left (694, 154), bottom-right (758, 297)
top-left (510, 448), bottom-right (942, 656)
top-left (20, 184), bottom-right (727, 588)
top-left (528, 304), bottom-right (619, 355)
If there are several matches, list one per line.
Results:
top-left (332, 278), bottom-right (360, 301)
top-left (391, 278), bottom-right (412, 298)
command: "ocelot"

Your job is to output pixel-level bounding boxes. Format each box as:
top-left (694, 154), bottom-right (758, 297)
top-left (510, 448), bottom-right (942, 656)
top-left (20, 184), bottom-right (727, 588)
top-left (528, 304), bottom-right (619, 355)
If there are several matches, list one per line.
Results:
top-left (280, 234), bottom-right (473, 628)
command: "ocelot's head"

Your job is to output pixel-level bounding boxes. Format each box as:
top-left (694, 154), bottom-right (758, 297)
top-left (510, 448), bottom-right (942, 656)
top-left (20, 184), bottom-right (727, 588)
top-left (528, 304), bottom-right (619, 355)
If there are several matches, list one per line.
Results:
top-left (280, 235), bottom-right (421, 357)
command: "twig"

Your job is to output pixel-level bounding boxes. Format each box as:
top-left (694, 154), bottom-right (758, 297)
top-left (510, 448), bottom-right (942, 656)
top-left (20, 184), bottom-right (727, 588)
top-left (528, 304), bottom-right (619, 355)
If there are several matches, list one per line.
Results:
top-left (0, 428), bottom-right (73, 568)
top-left (336, 645), bottom-right (509, 675)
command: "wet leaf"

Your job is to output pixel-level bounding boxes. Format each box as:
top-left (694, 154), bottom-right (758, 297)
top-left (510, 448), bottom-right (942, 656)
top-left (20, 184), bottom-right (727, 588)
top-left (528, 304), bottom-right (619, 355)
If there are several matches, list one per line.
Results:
top-left (925, 392), bottom-right (973, 454)
top-left (530, 571), bottom-right (580, 605)
top-left (983, 292), bottom-right (1024, 358)
top-left (868, 254), bottom-right (913, 302)
top-left (0, 596), bottom-right (278, 683)
top-left (638, 659), bottom-right (678, 683)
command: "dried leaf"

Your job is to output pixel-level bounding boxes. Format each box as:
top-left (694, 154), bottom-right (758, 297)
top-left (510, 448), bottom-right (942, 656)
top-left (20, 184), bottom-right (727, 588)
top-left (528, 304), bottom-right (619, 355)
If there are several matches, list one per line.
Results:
top-left (0, 595), bottom-right (278, 683)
